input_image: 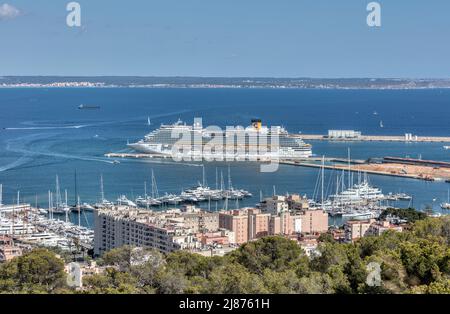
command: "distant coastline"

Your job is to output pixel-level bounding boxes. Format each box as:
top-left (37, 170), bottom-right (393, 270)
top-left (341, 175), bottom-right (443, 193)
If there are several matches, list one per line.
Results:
top-left (1, 76), bottom-right (450, 90)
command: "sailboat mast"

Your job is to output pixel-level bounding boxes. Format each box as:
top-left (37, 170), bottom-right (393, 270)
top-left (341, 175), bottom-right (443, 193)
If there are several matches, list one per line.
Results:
top-left (100, 174), bottom-right (105, 201)
top-left (78, 196), bottom-right (81, 227)
top-left (321, 155), bottom-right (325, 207)
top-left (228, 166), bottom-right (232, 190)
top-left (151, 170), bottom-right (155, 198)
top-left (202, 165), bottom-right (206, 187)
top-left (347, 148), bottom-right (351, 188)
top-left (74, 170), bottom-right (78, 206)
top-left (55, 175), bottom-right (60, 209)
top-left (215, 168), bottom-right (218, 190)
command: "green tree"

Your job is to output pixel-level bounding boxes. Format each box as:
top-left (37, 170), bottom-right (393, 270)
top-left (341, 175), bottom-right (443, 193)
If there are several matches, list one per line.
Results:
top-left (0, 248), bottom-right (66, 293)
top-left (399, 239), bottom-right (449, 285)
top-left (206, 263), bottom-right (267, 294)
top-left (83, 267), bottom-right (139, 294)
top-left (229, 236), bottom-right (308, 275)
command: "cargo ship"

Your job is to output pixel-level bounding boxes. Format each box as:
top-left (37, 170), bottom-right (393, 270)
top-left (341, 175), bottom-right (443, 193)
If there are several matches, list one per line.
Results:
top-left (78, 104), bottom-right (100, 110)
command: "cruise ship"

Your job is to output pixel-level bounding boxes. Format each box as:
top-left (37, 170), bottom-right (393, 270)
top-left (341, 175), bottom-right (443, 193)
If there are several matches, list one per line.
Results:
top-left (128, 119), bottom-right (312, 159)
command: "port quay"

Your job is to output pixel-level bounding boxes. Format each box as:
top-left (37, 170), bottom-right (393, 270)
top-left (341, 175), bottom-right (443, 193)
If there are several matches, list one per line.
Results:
top-left (105, 129), bottom-right (450, 182)
top-left (296, 133), bottom-right (450, 143)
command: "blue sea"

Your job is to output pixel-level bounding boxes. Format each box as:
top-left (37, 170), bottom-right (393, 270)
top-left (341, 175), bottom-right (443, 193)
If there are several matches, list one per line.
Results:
top-left (1, 88), bottom-right (449, 227)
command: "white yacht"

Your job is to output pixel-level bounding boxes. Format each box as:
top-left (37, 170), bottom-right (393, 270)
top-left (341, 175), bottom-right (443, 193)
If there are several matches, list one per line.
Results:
top-left (116, 195), bottom-right (137, 207)
top-left (330, 181), bottom-right (384, 205)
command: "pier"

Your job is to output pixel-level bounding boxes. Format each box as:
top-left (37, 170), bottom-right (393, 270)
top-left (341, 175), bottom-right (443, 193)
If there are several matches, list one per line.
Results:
top-left (105, 153), bottom-right (450, 182)
top-left (292, 134), bottom-right (450, 143)
top-left (280, 160), bottom-right (450, 181)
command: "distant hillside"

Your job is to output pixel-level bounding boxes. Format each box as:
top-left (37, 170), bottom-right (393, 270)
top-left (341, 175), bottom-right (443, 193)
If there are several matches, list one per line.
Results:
top-left (1, 76), bottom-right (450, 89)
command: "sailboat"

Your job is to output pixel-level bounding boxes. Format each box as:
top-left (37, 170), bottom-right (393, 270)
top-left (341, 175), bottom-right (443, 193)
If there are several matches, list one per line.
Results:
top-left (94, 174), bottom-right (113, 208)
top-left (52, 175), bottom-right (71, 214)
top-left (440, 190), bottom-right (450, 209)
top-left (147, 117), bottom-right (152, 126)
top-left (379, 120), bottom-right (384, 128)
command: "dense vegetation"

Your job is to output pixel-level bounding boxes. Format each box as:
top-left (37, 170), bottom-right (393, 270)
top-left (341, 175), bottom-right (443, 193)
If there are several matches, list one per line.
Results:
top-left (1, 216), bottom-right (449, 294)
top-left (379, 208), bottom-right (428, 222)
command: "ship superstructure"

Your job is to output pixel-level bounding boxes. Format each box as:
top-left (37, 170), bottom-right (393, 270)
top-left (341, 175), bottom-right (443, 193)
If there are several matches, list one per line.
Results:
top-left (128, 119), bottom-right (312, 159)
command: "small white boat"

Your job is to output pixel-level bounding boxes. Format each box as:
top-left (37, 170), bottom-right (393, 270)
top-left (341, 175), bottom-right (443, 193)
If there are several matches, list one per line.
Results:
top-left (440, 190), bottom-right (450, 209)
top-left (443, 146), bottom-right (450, 150)
top-left (80, 203), bottom-right (95, 212)
top-left (116, 195), bottom-right (137, 207)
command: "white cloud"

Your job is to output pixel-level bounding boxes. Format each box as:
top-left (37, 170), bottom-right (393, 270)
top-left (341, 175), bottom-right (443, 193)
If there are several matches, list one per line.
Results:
top-left (0, 3), bottom-right (20, 20)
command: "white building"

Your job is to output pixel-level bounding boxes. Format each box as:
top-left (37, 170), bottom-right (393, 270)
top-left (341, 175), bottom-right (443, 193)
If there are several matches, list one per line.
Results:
top-left (328, 130), bottom-right (362, 139)
top-left (93, 207), bottom-right (217, 256)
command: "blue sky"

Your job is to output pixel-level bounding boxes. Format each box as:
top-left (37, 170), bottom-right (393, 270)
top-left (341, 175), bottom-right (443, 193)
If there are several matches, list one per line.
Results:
top-left (1, 0), bottom-right (450, 77)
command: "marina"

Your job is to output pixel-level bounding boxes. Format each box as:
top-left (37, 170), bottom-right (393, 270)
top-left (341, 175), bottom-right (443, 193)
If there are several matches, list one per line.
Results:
top-left (2, 88), bottom-right (450, 226)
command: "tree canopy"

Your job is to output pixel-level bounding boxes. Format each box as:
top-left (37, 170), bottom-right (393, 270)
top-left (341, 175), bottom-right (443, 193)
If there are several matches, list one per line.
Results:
top-left (0, 216), bottom-right (449, 294)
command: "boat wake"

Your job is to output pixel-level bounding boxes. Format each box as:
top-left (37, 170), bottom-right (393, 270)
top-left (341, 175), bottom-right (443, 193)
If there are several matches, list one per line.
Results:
top-left (120, 157), bottom-right (203, 167)
top-left (0, 133), bottom-right (115, 172)
top-left (4, 125), bottom-right (89, 130)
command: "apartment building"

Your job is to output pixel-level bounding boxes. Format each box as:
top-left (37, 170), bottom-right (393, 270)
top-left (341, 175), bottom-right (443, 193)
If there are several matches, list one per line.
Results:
top-left (344, 219), bottom-right (403, 242)
top-left (219, 206), bottom-right (328, 244)
top-left (94, 207), bottom-right (219, 256)
top-left (344, 219), bottom-right (374, 242)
